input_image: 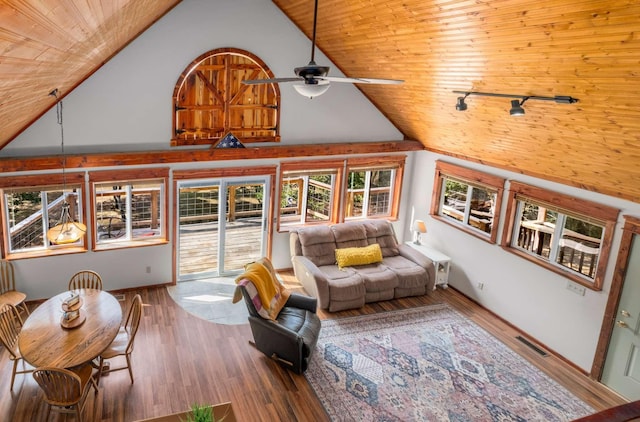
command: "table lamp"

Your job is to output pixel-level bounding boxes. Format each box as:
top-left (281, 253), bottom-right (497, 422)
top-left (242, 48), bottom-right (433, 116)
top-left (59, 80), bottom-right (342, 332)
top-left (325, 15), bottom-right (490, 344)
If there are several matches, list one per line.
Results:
top-left (412, 220), bottom-right (427, 244)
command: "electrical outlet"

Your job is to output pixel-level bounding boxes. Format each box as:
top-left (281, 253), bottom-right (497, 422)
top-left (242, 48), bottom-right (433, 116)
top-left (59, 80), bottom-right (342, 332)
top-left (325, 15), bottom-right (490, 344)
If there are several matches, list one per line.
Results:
top-left (566, 282), bottom-right (585, 296)
top-left (146, 266), bottom-right (151, 274)
top-left (477, 282), bottom-right (484, 290)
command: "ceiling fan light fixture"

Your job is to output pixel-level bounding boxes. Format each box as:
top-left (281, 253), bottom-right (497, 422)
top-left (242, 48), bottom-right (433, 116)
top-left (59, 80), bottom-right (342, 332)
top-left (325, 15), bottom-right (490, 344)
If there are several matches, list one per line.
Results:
top-left (293, 80), bottom-right (330, 98)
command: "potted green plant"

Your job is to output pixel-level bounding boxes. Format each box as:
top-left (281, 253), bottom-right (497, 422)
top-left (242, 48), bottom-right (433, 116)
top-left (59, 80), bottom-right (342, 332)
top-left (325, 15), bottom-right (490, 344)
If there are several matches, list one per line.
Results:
top-left (181, 403), bottom-right (221, 422)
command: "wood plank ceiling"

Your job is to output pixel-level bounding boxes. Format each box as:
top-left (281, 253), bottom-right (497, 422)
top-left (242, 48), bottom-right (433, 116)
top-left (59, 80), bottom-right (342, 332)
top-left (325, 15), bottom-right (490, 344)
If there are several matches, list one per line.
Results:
top-left (1, 0), bottom-right (639, 203)
top-left (0, 0), bottom-right (181, 150)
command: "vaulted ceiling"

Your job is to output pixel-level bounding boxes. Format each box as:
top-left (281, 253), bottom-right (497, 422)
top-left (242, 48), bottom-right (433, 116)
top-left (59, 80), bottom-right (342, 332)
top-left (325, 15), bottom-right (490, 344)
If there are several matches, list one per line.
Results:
top-left (1, 0), bottom-right (639, 203)
top-left (0, 0), bottom-right (181, 150)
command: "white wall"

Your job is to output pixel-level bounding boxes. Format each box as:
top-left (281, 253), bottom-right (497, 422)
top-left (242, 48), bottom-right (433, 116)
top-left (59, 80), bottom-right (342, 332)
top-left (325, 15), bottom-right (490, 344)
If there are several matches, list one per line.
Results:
top-left (2, 0), bottom-right (403, 300)
top-left (405, 150), bottom-right (640, 371)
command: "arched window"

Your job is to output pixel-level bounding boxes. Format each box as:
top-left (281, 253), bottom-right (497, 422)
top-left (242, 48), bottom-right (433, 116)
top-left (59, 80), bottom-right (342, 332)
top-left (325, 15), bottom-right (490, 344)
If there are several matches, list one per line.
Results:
top-left (171, 48), bottom-right (280, 146)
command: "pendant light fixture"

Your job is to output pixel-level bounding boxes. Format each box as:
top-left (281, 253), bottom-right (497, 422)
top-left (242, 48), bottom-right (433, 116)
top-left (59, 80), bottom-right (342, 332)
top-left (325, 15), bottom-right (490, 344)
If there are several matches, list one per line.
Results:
top-left (46, 89), bottom-right (87, 245)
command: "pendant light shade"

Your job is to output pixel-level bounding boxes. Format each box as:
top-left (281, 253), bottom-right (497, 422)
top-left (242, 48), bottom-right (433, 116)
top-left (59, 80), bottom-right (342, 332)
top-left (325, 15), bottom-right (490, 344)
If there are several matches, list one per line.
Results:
top-left (45, 89), bottom-right (86, 245)
top-left (47, 201), bottom-right (87, 244)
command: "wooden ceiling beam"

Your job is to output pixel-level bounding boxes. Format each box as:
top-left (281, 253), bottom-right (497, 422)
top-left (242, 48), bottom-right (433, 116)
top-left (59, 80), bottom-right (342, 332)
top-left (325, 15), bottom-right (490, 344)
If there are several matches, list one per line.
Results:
top-left (0, 140), bottom-right (423, 173)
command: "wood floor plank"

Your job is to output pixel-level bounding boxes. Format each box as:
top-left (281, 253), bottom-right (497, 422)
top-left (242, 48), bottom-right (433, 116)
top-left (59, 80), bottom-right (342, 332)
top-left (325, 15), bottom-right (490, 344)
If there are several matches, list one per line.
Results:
top-left (0, 271), bottom-right (628, 421)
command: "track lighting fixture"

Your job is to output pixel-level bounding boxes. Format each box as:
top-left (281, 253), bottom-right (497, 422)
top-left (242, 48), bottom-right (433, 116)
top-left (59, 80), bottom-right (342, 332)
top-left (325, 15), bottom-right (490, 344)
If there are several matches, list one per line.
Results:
top-left (509, 98), bottom-right (527, 116)
top-left (452, 91), bottom-right (578, 116)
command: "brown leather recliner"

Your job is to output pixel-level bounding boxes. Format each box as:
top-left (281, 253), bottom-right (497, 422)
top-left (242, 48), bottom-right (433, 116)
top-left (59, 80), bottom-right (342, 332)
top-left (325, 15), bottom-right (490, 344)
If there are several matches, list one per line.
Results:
top-left (238, 284), bottom-right (321, 374)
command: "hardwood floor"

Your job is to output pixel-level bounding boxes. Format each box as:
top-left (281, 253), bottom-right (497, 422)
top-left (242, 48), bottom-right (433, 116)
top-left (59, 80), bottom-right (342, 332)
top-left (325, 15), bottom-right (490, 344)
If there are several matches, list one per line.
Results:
top-left (0, 271), bottom-right (627, 421)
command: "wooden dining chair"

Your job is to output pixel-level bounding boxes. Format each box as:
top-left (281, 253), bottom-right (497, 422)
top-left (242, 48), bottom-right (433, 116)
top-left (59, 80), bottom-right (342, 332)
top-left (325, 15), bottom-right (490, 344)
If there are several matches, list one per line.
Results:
top-left (0, 259), bottom-right (29, 316)
top-left (96, 294), bottom-right (143, 385)
top-left (0, 303), bottom-right (33, 390)
top-left (33, 365), bottom-right (98, 422)
top-left (68, 270), bottom-right (103, 291)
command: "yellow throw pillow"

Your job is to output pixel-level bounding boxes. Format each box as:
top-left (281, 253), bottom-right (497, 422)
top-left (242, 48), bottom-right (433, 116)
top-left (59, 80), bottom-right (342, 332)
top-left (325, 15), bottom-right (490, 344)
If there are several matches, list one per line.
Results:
top-left (335, 244), bottom-right (383, 269)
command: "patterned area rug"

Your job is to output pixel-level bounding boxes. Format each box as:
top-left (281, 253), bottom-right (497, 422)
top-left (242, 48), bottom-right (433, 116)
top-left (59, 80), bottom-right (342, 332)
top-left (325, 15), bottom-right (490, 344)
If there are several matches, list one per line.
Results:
top-left (305, 304), bottom-right (593, 421)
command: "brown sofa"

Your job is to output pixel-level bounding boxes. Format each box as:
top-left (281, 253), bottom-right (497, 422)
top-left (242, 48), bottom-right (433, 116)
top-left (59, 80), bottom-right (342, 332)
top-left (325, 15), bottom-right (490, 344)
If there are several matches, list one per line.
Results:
top-left (290, 219), bottom-right (435, 312)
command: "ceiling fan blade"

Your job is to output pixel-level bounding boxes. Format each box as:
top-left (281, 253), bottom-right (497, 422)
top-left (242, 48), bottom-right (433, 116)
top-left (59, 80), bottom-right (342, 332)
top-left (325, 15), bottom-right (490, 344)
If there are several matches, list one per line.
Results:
top-left (356, 78), bottom-right (404, 85)
top-left (242, 77), bottom-right (303, 85)
top-left (322, 76), bottom-right (404, 85)
top-left (321, 76), bottom-right (370, 83)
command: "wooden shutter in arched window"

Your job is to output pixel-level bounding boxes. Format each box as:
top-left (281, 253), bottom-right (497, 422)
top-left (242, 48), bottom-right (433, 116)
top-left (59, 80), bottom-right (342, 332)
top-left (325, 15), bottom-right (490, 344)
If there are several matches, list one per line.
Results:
top-left (171, 48), bottom-right (280, 146)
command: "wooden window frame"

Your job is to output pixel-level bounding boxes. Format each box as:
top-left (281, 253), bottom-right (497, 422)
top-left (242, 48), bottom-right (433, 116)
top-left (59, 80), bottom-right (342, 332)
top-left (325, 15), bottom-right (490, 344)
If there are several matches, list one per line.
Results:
top-left (278, 160), bottom-right (344, 231)
top-left (501, 181), bottom-right (619, 291)
top-left (343, 156), bottom-right (405, 222)
top-left (430, 161), bottom-right (505, 243)
top-left (0, 173), bottom-right (87, 259)
top-left (89, 168), bottom-right (170, 251)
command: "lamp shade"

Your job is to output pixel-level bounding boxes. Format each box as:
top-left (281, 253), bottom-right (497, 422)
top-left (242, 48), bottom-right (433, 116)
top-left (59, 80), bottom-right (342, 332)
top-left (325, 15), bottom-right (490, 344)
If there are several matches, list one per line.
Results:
top-left (46, 221), bottom-right (87, 244)
top-left (412, 220), bottom-right (427, 234)
top-left (293, 80), bottom-right (330, 98)
top-left (411, 220), bottom-right (427, 244)
top-left (46, 202), bottom-right (86, 244)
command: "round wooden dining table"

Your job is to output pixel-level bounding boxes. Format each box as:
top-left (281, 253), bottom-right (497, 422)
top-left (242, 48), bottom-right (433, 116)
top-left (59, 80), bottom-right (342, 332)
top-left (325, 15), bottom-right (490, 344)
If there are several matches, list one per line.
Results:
top-left (18, 289), bottom-right (123, 368)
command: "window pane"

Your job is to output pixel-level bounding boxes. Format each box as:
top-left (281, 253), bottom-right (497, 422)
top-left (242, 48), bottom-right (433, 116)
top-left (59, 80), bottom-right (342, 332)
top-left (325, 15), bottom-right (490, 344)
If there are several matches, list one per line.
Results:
top-left (516, 201), bottom-right (554, 259)
top-left (130, 182), bottom-right (162, 239)
top-left (367, 169), bottom-right (392, 217)
top-left (346, 170), bottom-right (366, 218)
top-left (5, 188), bottom-right (83, 252)
top-left (516, 199), bottom-right (602, 281)
top-left (95, 180), bottom-right (163, 243)
top-left (5, 191), bottom-right (45, 251)
top-left (469, 187), bottom-right (495, 234)
top-left (441, 178), bottom-right (468, 224)
top-left (306, 174), bottom-right (332, 222)
top-left (95, 185), bottom-right (127, 241)
top-left (280, 178), bottom-right (301, 224)
top-left (279, 172), bottom-right (334, 226)
top-left (556, 217), bottom-right (603, 278)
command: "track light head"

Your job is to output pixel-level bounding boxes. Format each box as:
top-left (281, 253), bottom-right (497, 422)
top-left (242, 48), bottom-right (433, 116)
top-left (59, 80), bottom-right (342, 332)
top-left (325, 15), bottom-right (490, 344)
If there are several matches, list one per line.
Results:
top-left (455, 96), bottom-right (468, 111)
top-left (509, 99), bottom-right (526, 116)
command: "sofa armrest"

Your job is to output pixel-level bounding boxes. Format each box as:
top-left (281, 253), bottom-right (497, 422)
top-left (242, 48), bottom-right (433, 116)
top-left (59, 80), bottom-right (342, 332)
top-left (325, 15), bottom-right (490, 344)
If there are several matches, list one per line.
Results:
top-left (398, 243), bottom-right (436, 289)
top-left (248, 315), bottom-right (304, 370)
top-left (291, 255), bottom-right (331, 309)
top-left (285, 292), bottom-right (318, 313)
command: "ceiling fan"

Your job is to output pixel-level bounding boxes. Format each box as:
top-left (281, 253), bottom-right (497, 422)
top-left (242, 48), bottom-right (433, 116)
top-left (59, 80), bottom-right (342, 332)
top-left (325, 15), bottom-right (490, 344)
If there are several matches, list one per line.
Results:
top-left (242, 0), bottom-right (403, 98)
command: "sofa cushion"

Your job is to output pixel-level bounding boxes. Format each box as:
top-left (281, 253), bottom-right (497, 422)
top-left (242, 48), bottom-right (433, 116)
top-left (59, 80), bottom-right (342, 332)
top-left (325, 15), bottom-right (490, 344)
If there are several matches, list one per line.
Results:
top-left (356, 264), bottom-right (399, 292)
top-left (317, 266), bottom-right (366, 301)
top-left (383, 255), bottom-right (428, 289)
top-left (363, 220), bottom-right (400, 257)
top-left (297, 225), bottom-right (337, 266)
top-left (331, 222), bottom-right (368, 249)
top-left (335, 244), bottom-right (383, 269)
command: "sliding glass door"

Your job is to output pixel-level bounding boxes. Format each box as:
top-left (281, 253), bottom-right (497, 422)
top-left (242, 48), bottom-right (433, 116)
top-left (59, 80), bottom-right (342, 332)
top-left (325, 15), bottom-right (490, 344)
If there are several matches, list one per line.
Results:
top-left (176, 176), bottom-right (269, 281)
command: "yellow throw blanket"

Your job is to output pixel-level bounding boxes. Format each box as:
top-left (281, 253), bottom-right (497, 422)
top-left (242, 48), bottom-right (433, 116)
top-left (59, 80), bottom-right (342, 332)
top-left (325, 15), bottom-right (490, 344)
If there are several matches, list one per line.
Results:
top-left (233, 258), bottom-right (290, 321)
